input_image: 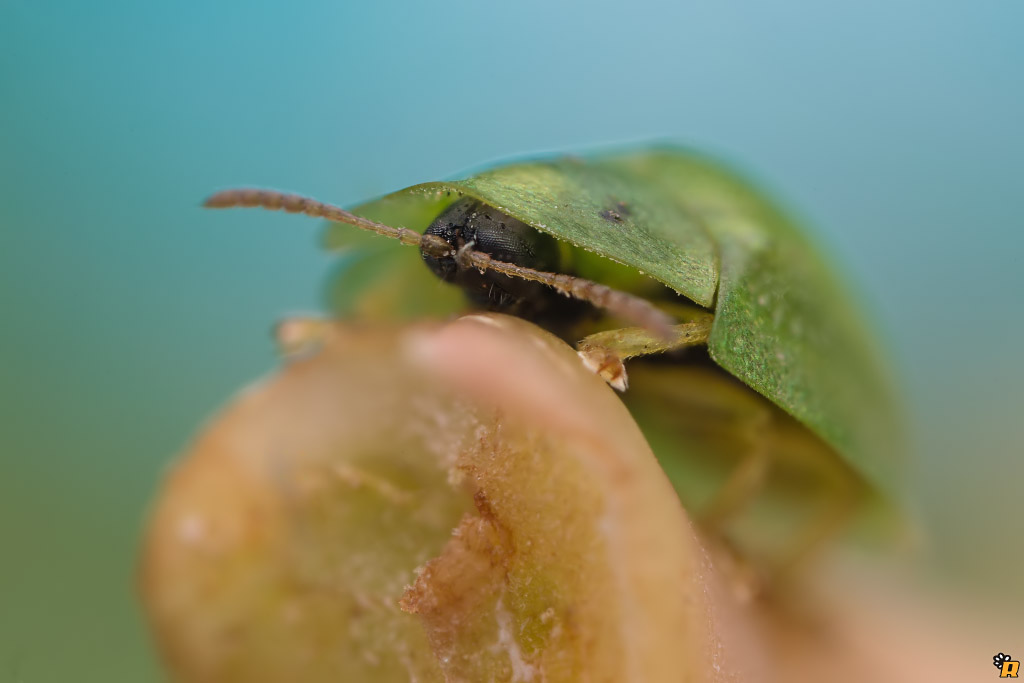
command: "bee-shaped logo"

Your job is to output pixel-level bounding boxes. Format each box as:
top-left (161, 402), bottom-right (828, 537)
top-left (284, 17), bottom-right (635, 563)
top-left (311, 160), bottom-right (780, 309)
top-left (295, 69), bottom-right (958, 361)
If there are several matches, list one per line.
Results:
top-left (995, 653), bottom-right (1021, 678)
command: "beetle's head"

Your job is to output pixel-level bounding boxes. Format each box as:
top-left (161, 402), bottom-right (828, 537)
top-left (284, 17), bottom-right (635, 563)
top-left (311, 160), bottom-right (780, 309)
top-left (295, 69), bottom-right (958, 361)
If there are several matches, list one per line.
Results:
top-left (202, 188), bottom-right (670, 337)
top-left (420, 198), bottom-right (565, 314)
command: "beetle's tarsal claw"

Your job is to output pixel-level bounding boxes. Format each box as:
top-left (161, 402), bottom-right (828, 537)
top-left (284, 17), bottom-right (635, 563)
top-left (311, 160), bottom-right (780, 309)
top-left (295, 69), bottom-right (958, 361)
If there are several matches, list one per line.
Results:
top-left (577, 348), bottom-right (629, 392)
top-left (274, 315), bottom-right (334, 359)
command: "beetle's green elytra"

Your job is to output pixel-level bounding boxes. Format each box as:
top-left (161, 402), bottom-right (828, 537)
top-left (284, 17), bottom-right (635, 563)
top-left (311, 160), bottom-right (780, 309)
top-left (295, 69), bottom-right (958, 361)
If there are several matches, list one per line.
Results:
top-left (205, 146), bottom-right (905, 571)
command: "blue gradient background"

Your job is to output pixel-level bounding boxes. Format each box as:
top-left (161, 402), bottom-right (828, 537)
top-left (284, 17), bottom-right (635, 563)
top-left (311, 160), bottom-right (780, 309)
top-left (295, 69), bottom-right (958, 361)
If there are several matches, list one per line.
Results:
top-left (1, 1), bottom-right (1021, 679)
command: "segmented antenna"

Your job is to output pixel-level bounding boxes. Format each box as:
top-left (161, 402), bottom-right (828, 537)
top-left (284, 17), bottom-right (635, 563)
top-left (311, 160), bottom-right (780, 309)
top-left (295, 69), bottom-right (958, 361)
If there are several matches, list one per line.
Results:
top-left (204, 188), bottom-right (675, 338)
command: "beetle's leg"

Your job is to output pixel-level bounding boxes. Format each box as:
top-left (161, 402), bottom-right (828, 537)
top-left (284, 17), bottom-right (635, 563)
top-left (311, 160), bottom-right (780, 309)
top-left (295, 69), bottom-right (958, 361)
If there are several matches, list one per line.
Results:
top-left (697, 433), bottom-right (772, 530)
top-left (619, 364), bottom-right (776, 523)
top-left (622, 363), bottom-right (869, 585)
top-left (686, 389), bottom-right (779, 533)
top-left (767, 455), bottom-right (864, 582)
top-left (273, 315), bottom-right (335, 358)
top-left (576, 312), bottom-right (713, 390)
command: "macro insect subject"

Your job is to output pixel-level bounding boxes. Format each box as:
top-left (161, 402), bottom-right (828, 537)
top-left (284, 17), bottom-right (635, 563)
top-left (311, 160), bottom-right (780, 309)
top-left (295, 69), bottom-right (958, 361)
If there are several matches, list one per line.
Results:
top-left (204, 148), bottom-right (903, 574)
top-left (205, 189), bottom-right (693, 391)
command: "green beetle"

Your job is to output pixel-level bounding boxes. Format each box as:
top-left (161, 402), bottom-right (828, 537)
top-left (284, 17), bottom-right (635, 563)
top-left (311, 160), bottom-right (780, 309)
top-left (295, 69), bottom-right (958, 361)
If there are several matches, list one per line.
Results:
top-left (206, 147), bottom-right (904, 576)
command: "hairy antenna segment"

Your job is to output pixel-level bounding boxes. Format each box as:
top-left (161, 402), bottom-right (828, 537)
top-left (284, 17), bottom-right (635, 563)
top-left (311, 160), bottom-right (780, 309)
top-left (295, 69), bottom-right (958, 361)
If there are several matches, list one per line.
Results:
top-left (458, 250), bottom-right (675, 339)
top-left (204, 188), bottom-right (433, 251)
top-left (203, 188), bottom-right (675, 337)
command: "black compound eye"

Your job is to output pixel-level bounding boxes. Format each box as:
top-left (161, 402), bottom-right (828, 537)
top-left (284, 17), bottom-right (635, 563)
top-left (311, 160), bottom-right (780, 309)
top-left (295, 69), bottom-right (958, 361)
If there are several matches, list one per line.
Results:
top-left (417, 197), bottom-right (592, 333)
top-left (420, 198), bottom-right (562, 279)
top-left (418, 197), bottom-right (580, 322)
top-left (420, 199), bottom-right (474, 281)
top-left (469, 208), bottom-right (560, 271)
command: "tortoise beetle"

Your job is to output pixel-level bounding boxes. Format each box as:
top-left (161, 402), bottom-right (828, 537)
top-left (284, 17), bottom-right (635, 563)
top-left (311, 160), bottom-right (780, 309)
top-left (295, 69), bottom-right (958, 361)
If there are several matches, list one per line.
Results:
top-left (206, 147), bottom-right (905, 575)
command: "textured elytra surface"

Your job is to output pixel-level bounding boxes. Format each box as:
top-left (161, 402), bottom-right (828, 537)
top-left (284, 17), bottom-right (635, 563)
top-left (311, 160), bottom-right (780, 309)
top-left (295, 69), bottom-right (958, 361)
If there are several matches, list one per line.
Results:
top-left (331, 149), bottom-right (904, 501)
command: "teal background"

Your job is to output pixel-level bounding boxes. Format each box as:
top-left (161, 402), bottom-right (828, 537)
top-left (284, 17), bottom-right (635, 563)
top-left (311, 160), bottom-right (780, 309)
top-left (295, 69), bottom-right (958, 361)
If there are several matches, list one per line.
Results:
top-left (1, 1), bottom-right (1021, 680)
